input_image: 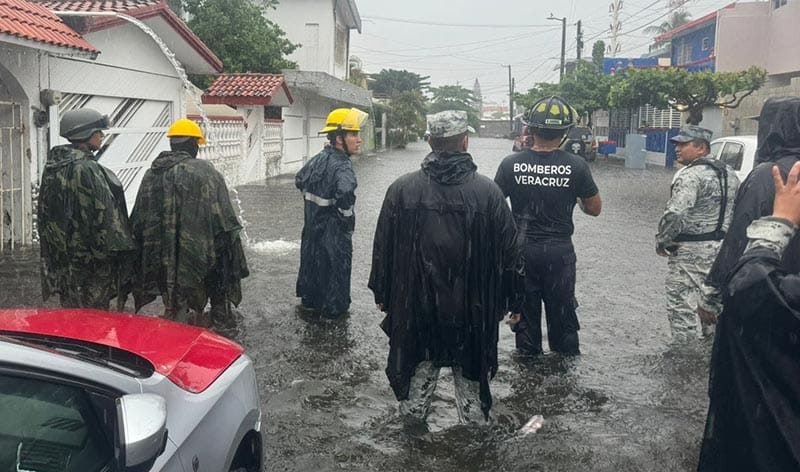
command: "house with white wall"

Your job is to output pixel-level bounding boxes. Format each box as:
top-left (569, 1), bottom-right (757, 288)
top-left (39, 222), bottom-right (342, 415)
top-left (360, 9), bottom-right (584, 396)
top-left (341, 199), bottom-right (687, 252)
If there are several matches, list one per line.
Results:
top-left (267, 0), bottom-right (372, 174)
top-left (0, 0), bottom-right (222, 250)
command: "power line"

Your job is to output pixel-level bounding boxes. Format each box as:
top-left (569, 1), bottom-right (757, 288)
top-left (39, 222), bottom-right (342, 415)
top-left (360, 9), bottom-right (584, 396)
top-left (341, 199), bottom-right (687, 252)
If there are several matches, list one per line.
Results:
top-left (361, 15), bottom-right (558, 28)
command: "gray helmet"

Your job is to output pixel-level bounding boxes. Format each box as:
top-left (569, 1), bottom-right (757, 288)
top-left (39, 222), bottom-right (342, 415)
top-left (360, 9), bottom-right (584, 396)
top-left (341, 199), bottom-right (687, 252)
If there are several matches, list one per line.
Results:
top-left (60, 108), bottom-right (110, 141)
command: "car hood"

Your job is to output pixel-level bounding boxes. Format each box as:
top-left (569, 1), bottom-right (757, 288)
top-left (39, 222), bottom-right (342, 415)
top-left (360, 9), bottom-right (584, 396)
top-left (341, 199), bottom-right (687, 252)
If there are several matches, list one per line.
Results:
top-left (0, 309), bottom-right (243, 393)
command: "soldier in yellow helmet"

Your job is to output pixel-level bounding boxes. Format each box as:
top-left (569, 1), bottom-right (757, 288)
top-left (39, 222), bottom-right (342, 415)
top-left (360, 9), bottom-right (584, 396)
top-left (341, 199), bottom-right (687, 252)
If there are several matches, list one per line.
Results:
top-left (295, 107), bottom-right (368, 318)
top-left (494, 96), bottom-right (602, 356)
top-left (130, 118), bottom-right (249, 332)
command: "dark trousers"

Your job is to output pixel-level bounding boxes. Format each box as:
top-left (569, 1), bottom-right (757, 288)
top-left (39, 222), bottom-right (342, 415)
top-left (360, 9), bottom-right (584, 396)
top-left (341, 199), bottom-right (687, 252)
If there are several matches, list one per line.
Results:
top-left (514, 240), bottom-right (580, 355)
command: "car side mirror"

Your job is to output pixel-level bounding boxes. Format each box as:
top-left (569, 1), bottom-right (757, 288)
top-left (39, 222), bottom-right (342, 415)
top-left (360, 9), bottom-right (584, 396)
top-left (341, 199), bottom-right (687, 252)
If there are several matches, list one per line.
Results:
top-left (116, 393), bottom-right (168, 472)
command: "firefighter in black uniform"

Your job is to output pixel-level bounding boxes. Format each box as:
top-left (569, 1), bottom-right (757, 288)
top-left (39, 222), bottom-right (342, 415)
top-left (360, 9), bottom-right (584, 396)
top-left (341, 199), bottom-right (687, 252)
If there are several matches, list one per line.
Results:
top-left (494, 96), bottom-right (602, 355)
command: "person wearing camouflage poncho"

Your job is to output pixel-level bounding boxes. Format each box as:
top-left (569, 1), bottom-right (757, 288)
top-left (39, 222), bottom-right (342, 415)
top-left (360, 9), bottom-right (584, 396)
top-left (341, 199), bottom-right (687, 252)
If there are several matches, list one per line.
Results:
top-left (655, 125), bottom-right (740, 341)
top-left (130, 119), bottom-right (248, 328)
top-left (38, 108), bottom-right (134, 310)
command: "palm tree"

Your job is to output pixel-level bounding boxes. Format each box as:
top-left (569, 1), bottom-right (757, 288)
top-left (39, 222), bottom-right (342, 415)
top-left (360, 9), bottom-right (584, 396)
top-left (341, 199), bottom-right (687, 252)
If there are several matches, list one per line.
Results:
top-left (643, 10), bottom-right (692, 37)
top-left (644, 10), bottom-right (691, 55)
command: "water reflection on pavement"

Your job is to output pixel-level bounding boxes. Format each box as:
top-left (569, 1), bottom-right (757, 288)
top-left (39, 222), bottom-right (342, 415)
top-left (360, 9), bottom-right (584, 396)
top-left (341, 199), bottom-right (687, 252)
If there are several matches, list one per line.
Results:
top-left (1, 138), bottom-right (711, 472)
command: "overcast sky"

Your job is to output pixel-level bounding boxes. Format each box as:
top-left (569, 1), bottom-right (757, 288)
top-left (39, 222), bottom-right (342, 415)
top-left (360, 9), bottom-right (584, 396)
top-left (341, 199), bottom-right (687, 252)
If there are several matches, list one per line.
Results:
top-left (350, 0), bottom-right (743, 104)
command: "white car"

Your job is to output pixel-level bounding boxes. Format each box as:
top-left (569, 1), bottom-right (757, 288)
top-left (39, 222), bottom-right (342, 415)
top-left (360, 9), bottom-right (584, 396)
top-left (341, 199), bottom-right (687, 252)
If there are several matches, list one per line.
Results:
top-left (708, 135), bottom-right (758, 181)
top-left (0, 308), bottom-right (263, 472)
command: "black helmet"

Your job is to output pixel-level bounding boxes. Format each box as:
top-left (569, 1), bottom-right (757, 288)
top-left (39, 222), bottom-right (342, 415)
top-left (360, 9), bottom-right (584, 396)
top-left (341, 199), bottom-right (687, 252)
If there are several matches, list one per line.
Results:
top-left (60, 108), bottom-right (110, 142)
top-left (524, 96), bottom-right (576, 130)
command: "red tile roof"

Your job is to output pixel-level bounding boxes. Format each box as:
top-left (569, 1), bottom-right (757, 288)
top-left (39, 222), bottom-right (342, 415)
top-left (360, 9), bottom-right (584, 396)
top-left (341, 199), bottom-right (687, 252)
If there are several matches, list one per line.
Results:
top-left (0, 0), bottom-right (97, 55)
top-left (32, 0), bottom-right (157, 12)
top-left (203, 74), bottom-right (294, 106)
top-left (31, 0), bottom-right (223, 72)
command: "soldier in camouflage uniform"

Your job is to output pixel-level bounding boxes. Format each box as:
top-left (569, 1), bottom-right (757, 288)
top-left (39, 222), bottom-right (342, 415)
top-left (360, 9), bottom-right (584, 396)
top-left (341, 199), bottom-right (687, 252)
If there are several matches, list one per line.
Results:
top-left (38, 108), bottom-right (134, 310)
top-left (130, 119), bottom-right (248, 329)
top-left (656, 125), bottom-right (740, 340)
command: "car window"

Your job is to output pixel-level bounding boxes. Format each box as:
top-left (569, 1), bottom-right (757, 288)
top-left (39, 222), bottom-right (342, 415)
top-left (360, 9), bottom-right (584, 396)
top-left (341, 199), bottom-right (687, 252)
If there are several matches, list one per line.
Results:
top-left (567, 127), bottom-right (592, 140)
top-left (0, 374), bottom-right (113, 472)
top-left (720, 142), bottom-right (744, 170)
top-left (709, 142), bottom-right (723, 160)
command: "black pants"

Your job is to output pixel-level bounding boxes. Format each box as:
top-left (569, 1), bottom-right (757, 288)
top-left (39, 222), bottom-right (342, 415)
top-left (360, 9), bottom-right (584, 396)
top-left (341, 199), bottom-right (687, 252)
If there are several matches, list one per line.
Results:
top-left (514, 240), bottom-right (580, 355)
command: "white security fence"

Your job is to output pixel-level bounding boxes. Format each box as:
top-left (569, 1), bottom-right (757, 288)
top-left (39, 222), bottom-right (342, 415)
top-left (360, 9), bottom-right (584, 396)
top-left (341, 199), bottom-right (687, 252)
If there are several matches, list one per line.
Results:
top-left (197, 118), bottom-right (284, 187)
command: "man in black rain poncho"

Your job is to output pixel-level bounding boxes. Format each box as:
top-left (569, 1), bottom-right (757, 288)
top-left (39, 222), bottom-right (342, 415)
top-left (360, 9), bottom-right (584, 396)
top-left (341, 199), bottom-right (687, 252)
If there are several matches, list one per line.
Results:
top-left (698, 96), bottom-right (800, 322)
top-left (697, 161), bottom-right (800, 472)
top-left (369, 110), bottom-right (520, 424)
top-left (296, 108), bottom-right (367, 318)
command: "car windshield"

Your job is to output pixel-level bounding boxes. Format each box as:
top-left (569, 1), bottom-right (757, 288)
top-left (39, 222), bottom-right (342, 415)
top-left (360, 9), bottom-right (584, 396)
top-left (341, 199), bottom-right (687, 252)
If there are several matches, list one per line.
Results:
top-left (0, 374), bottom-right (113, 471)
top-left (567, 127), bottom-right (592, 139)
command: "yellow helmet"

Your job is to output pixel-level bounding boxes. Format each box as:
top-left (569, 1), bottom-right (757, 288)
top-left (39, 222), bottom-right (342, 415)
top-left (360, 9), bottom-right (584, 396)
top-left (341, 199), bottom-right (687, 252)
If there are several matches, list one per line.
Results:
top-left (319, 108), bottom-right (369, 134)
top-left (167, 118), bottom-right (206, 145)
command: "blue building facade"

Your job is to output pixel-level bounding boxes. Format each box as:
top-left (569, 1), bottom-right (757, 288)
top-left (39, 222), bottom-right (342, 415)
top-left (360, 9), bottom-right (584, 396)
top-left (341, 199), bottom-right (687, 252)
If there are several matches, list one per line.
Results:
top-left (663, 17), bottom-right (717, 72)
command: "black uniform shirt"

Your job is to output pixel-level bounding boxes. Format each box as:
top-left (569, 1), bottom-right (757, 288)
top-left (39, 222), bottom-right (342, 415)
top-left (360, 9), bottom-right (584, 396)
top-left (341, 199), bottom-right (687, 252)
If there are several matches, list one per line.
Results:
top-left (494, 149), bottom-right (598, 241)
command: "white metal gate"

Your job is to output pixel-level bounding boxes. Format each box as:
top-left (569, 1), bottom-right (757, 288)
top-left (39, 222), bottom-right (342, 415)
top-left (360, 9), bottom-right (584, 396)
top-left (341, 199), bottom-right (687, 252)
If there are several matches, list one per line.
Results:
top-left (263, 121), bottom-right (283, 177)
top-left (0, 101), bottom-right (25, 251)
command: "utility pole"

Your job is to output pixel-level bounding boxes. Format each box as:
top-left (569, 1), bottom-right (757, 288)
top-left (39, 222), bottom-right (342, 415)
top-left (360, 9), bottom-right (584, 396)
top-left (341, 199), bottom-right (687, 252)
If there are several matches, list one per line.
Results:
top-left (609, 0), bottom-right (623, 56)
top-left (576, 20), bottom-right (584, 61)
top-left (504, 64), bottom-right (513, 132)
top-left (548, 15), bottom-right (567, 80)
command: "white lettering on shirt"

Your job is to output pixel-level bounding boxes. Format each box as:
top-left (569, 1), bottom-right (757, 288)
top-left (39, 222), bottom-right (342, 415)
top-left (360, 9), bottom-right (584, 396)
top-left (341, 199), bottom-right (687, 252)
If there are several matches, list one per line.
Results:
top-left (514, 175), bottom-right (571, 187)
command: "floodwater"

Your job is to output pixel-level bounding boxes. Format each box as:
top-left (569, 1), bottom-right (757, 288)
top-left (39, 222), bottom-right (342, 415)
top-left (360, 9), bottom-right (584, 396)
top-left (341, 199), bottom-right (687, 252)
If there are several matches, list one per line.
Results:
top-left (1, 138), bottom-right (711, 472)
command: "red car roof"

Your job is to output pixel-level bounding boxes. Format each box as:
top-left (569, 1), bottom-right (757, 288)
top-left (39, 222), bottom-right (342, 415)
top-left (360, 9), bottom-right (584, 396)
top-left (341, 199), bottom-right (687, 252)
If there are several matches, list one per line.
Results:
top-left (0, 308), bottom-right (244, 393)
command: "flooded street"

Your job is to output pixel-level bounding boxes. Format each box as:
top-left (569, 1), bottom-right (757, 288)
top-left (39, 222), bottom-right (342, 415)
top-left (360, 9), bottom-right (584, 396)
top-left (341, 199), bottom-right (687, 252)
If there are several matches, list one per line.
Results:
top-left (1, 137), bottom-right (710, 472)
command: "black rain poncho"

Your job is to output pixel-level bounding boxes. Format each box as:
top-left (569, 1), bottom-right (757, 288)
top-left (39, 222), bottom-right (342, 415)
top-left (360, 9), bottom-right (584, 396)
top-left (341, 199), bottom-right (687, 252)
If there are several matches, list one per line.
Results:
top-left (707, 97), bottom-right (800, 290)
top-left (368, 151), bottom-right (519, 417)
top-left (698, 221), bottom-right (800, 472)
top-left (295, 145), bottom-right (357, 316)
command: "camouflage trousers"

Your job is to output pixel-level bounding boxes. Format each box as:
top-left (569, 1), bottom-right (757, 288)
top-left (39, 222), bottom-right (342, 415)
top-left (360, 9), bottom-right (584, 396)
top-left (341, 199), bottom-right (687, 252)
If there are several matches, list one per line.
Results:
top-left (666, 241), bottom-right (720, 341)
top-left (399, 361), bottom-right (488, 425)
top-left (163, 292), bottom-right (235, 329)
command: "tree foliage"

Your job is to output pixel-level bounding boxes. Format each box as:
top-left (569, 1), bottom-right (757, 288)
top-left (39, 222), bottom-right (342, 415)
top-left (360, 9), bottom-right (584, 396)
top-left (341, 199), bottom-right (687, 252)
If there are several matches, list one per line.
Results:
top-left (388, 90), bottom-right (428, 147)
top-left (183, 0), bottom-right (297, 85)
top-left (428, 85), bottom-right (479, 129)
top-left (591, 40), bottom-right (606, 72)
top-left (609, 66), bottom-right (767, 124)
top-left (369, 69), bottom-right (430, 97)
top-left (558, 63), bottom-right (613, 122)
top-left (643, 10), bottom-right (692, 37)
top-left (514, 82), bottom-right (561, 113)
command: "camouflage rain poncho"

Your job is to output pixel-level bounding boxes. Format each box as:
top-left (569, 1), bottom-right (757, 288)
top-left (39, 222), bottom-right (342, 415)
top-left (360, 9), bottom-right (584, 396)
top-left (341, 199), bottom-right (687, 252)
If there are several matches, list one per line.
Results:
top-left (38, 144), bottom-right (134, 309)
top-left (130, 151), bottom-right (248, 314)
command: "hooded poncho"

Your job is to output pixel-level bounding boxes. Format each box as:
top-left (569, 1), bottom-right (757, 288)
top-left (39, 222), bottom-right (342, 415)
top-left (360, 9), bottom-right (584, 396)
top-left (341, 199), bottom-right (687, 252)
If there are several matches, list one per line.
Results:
top-left (707, 96), bottom-right (800, 291)
top-left (38, 144), bottom-right (134, 308)
top-left (130, 151), bottom-right (248, 314)
top-left (369, 151), bottom-right (520, 418)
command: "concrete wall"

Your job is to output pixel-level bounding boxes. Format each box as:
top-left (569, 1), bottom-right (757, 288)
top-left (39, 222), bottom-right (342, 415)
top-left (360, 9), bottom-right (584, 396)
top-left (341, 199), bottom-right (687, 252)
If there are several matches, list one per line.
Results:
top-left (716, 2), bottom-right (770, 73)
top-left (281, 91), bottom-right (334, 175)
top-left (717, 1), bottom-right (800, 77)
top-left (718, 76), bottom-right (800, 138)
top-left (479, 119), bottom-right (513, 138)
top-left (269, 0), bottom-right (351, 79)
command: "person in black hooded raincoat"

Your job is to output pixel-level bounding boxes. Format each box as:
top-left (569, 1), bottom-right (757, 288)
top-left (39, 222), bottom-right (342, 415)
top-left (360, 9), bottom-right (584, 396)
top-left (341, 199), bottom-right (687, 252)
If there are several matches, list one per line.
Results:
top-left (696, 161), bottom-right (800, 472)
top-left (368, 110), bottom-right (520, 424)
top-left (295, 108), bottom-right (368, 318)
top-left (698, 97), bottom-right (800, 322)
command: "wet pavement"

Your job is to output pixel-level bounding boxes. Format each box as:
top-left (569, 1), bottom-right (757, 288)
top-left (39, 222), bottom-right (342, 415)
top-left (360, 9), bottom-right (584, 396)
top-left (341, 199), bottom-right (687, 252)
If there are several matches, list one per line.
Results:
top-left (1, 138), bottom-right (711, 472)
